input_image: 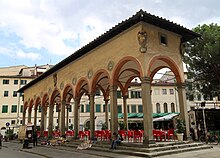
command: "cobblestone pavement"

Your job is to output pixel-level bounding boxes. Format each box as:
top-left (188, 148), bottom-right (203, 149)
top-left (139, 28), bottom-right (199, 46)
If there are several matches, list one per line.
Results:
top-left (2, 140), bottom-right (220, 158)
top-left (159, 145), bottom-right (220, 158)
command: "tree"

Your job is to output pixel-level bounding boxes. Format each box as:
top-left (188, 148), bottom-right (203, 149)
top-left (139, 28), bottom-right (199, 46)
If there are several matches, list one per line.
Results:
top-left (184, 23), bottom-right (220, 99)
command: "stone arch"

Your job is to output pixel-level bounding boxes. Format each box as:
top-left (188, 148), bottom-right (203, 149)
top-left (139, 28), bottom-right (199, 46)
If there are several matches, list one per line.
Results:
top-left (62, 84), bottom-right (74, 103)
top-left (24, 101), bottom-right (28, 112)
top-left (112, 56), bottom-right (143, 95)
top-left (34, 96), bottom-right (41, 110)
top-left (91, 69), bottom-right (110, 99)
top-left (147, 55), bottom-right (182, 83)
top-left (50, 88), bottom-right (61, 106)
top-left (75, 77), bottom-right (90, 98)
top-left (28, 99), bottom-right (34, 112)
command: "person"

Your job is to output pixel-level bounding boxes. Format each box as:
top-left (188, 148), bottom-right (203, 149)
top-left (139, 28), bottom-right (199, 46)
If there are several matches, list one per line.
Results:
top-left (33, 130), bottom-right (38, 147)
top-left (110, 132), bottom-right (121, 150)
top-left (0, 133), bottom-right (3, 149)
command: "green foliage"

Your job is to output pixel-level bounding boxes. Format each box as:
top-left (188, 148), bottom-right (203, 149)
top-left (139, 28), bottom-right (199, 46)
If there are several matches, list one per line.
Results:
top-left (101, 122), bottom-right (107, 130)
top-left (118, 121), bottom-right (127, 130)
top-left (184, 23), bottom-right (220, 97)
top-left (176, 118), bottom-right (185, 133)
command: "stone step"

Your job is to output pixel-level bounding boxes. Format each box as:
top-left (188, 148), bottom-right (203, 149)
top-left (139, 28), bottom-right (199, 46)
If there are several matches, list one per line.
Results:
top-left (62, 140), bottom-right (212, 157)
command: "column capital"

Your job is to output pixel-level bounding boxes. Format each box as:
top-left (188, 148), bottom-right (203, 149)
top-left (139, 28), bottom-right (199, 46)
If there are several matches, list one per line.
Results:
top-left (61, 100), bottom-right (66, 105)
top-left (109, 85), bottom-right (118, 92)
top-left (122, 95), bottom-right (128, 99)
top-left (74, 97), bottom-right (80, 104)
top-left (176, 82), bottom-right (186, 89)
top-left (104, 98), bottom-right (109, 103)
top-left (140, 77), bottom-right (151, 84)
top-left (88, 92), bottom-right (95, 98)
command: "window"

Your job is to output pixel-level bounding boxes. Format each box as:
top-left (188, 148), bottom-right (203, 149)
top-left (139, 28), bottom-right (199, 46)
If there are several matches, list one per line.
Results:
top-left (13, 91), bottom-right (17, 97)
top-left (130, 91), bottom-right (141, 98)
top-left (21, 80), bottom-right (27, 85)
top-left (159, 33), bottom-right (167, 45)
top-left (117, 91), bottom-right (122, 98)
top-left (14, 80), bottom-right (18, 85)
top-left (81, 104), bottom-right (84, 112)
top-left (4, 91), bottom-right (9, 97)
top-left (169, 89), bottom-right (174, 95)
top-left (103, 104), bottom-right (106, 112)
top-left (138, 105), bottom-right (143, 113)
top-left (127, 105), bottom-right (130, 113)
top-left (69, 105), bottom-right (72, 112)
top-left (156, 103), bottom-right (161, 113)
top-left (171, 103), bottom-right (175, 112)
top-left (20, 120), bottom-right (22, 124)
top-left (96, 89), bottom-right (101, 96)
top-left (154, 88), bottom-right (160, 95)
top-left (162, 89), bottom-right (167, 95)
top-left (164, 103), bottom-right (168, 113)
top-left (86, 104), bottom-right (90, 112)
top-left (11, 105), bottom-right (17, 113)
top-left (108, 104), bottom-right (110, 112)
top-left (20, 105), bottom-right (23, 113)
top-left (131, 105), bottom-right (136, 113)
top-left (38, 106), bottom-right (42, 112)
top-left (96, 104), bottom-right (101, 112)
top-left (3, 79), bottom-right (9, 84)
top-left (11, 120), bottom-right (16, 125)
top-left (2, 105), bottom-right (8, 113)
top-left (117, 105), bottom-right (122, 113)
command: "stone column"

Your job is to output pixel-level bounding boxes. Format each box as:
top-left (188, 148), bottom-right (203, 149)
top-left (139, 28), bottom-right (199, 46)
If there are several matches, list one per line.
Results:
top-left (110, 85), bottom-right (118, 135)
top-left (122, 95), bottom-right (128, 130)
top-left (89, 93), bottom-right (95, 139)
top-left (40, 106), bottom-right (45, 137)
top-left (104, 99), bottom-right (109, 130)
top-left (66, 104), bottom-right (69, 130)
top-left (57, 106), bottom-right (61, 129)
top-left (60, 100), bottom-right (66, 136)
top-left (28, 110), bottom-right (32, 123)
top-left (74, 98), bottom-right (80, 139)
top-left (44, 107), bottom-right (47, 131)
top-left (48, 104), bottom-right (54, 138)
top-left (34, 107), bottom-right (38, 131)
top-left (177, 83), bottom-right (190, 139)
top-left (141, 77), bottom-right (155, 145)
top-left (22, 111), bottom-right (26, 126)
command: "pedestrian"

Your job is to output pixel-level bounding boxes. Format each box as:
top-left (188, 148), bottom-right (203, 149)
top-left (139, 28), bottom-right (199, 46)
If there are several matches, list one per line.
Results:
top-left (33, 130), bottom-right (38, 147)
top-left (0, 133), bottom-right (3, 149)
top-left (110, 132), bottom-right (121, 150)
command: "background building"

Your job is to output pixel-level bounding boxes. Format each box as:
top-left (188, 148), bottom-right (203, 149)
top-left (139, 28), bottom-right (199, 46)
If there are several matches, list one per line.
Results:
top-left (0, 64), bottom-right (52, 131)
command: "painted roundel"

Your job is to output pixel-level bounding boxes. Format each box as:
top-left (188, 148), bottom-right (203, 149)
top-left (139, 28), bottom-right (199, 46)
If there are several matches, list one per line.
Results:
top-left (107, 61), bottom-right (114, 71)
top-left (60, 82), bottom-right (64, 90)
top-left (87, 69), bottom-right (93, 79)
top-left (48, 87), bottom-right (52, 95)
top-left (72, 78), bottom-right (77, 85)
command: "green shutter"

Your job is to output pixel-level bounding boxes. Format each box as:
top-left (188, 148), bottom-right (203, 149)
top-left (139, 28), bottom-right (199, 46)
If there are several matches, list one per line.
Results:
top-left (20, 105), bottom-right (23, 113)
top-left (11, 105), bottom-right (17, 113)
top-left (2, 105), bottom-right (8, 113)
top-left (96, 104), bottom-right (101, 112)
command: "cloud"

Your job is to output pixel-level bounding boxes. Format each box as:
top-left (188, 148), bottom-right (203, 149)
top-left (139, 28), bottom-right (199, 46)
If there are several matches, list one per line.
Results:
top-left (0, 0), bottom-right (220, 66)
top-left (15, 51), bottom-right (41, 61)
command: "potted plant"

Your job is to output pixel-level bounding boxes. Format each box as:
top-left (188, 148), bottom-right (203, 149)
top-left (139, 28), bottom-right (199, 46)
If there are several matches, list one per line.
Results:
top-left (175, 118), bottom-right (185, 141)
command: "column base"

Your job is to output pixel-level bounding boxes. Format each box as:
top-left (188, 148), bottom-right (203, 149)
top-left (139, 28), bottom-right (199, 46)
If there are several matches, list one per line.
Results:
top-left (143, 138), bottom-right (156, 147)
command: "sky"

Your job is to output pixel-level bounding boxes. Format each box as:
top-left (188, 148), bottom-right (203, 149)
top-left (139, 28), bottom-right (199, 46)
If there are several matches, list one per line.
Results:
top-left (0, 0), bottom-right (220, 68)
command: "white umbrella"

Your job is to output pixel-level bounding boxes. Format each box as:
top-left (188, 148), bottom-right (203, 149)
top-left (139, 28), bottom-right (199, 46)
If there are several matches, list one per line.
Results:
top-left (153, 113), bottom-right (179, 122)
